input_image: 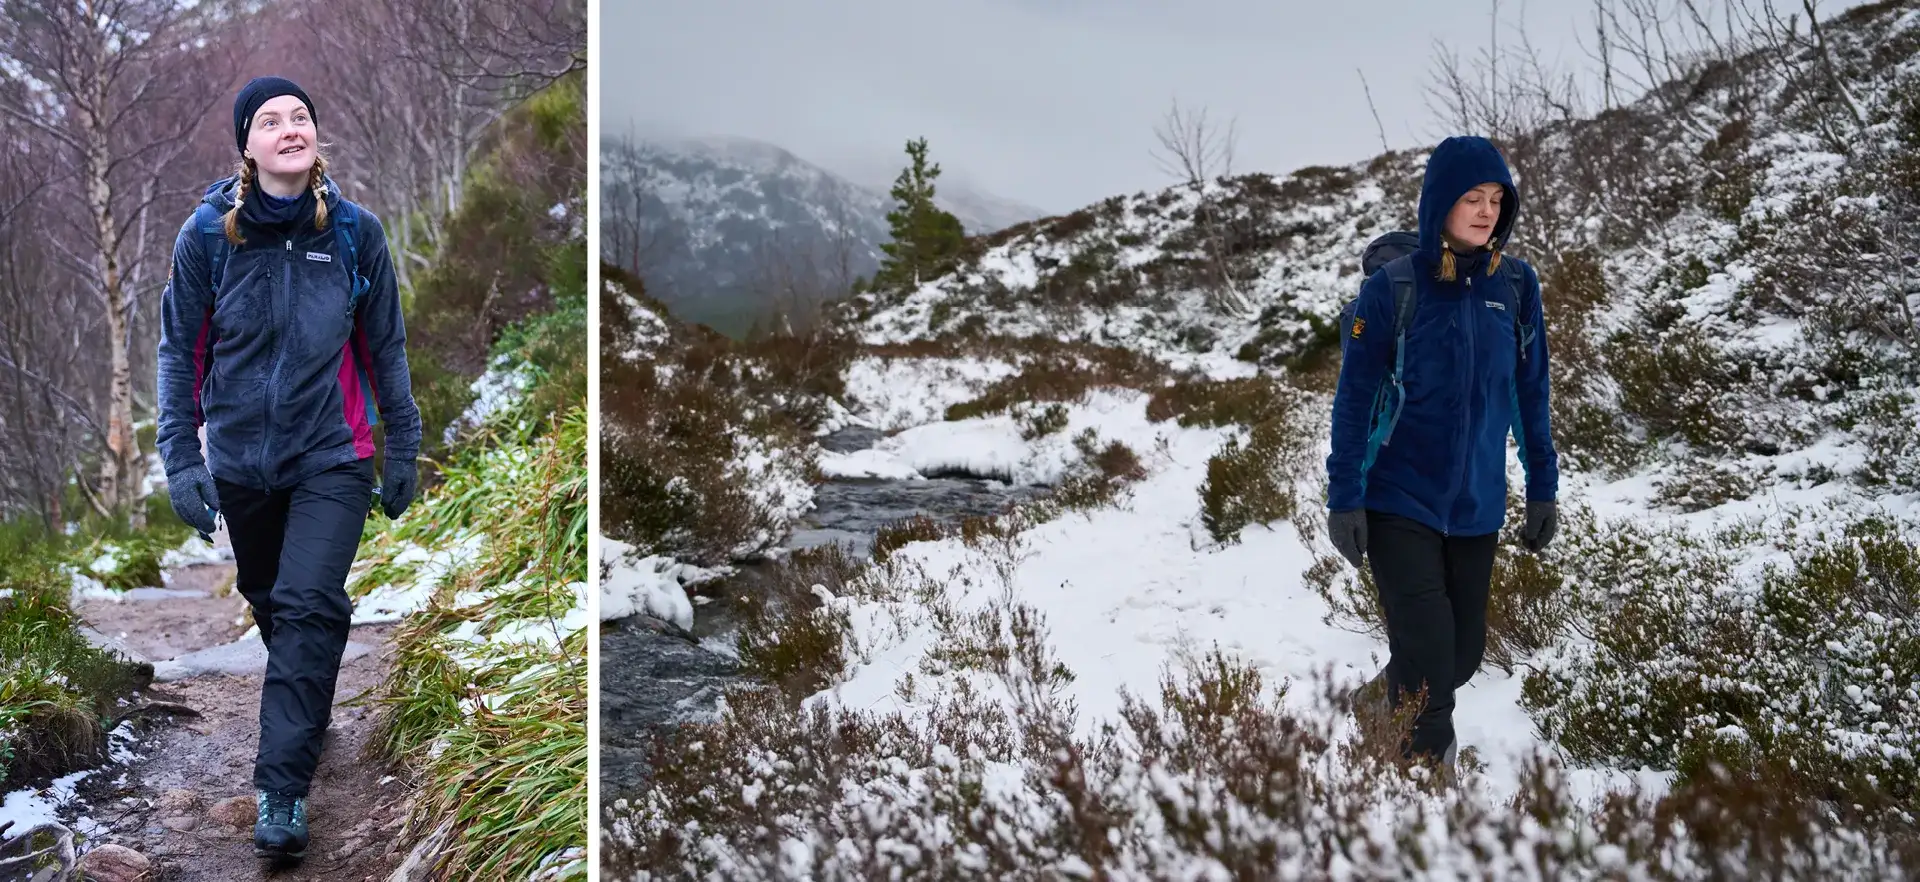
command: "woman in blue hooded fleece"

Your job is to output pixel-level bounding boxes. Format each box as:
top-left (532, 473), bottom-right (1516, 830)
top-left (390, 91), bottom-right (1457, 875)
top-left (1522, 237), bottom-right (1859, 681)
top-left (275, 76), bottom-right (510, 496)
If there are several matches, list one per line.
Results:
top-left (1324, 135), bottom-right (1560, 768)
top-left (153, 76), bottom-right (423, 862)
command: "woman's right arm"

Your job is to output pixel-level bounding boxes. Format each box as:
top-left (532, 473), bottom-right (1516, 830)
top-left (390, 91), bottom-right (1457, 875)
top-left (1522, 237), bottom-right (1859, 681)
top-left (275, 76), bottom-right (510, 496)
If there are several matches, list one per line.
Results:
top-left (1325, 270), bottom-right (1395, 511)
top-left (155, 215), bottom-right (213, 476)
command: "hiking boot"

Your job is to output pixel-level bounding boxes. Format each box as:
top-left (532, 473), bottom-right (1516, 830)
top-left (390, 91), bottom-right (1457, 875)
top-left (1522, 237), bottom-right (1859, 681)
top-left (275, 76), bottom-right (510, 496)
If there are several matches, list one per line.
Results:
top-left (254, 789), bottom-right (309, 860)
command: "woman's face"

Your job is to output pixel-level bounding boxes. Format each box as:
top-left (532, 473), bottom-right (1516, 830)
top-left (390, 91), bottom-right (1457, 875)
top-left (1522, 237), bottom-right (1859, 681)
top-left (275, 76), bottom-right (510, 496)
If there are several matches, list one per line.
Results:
top-left (244, 94), bottom-right (316, 178)
top-left (1444, 183), bottom-right (1504, 250)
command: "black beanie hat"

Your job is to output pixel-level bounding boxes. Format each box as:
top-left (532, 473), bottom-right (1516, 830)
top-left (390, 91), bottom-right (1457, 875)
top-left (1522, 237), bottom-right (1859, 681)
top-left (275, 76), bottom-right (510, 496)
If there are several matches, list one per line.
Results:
top-left (233, 76), bottom-right (316, 154)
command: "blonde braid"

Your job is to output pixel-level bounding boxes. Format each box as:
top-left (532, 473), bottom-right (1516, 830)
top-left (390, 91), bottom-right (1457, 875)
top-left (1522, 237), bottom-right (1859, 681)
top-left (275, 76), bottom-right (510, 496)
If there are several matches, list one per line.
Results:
top-left (222, 158), bottom-right (254, 245)
top-left (309, 152), bottom-right (331, 229)
top-left (1437, 246), bottom-right (1457, 282)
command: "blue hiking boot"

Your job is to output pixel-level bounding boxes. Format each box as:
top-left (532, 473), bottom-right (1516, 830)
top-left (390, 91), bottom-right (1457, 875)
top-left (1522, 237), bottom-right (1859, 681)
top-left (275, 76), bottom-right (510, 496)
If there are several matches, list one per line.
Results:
top-left (253, 789), bottom-right (309, 860)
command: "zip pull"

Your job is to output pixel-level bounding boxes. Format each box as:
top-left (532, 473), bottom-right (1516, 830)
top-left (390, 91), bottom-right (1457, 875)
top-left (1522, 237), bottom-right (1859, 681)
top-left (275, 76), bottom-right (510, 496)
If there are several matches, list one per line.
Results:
top-left (284, 240), bottom-right (292, 252)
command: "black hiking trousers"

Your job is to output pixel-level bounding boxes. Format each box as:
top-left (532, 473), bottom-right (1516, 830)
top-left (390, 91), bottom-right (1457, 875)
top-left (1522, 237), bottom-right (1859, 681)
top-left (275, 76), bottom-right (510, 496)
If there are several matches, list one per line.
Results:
top-left (216, 457), bottom-right (374, 797)
top-left (1366, 510), bottom-right (1499, 761)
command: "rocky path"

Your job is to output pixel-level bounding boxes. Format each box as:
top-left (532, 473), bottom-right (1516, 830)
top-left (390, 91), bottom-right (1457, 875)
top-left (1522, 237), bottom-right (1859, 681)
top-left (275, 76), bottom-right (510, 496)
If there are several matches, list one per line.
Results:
top-left (64, 531), bottom-right (414, 881)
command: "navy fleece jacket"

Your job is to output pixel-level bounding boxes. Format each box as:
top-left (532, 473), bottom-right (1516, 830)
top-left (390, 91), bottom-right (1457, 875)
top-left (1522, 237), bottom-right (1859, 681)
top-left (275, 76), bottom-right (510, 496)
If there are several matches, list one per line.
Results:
top-left (1326, 136), bottom-right (1559, 536)
top-left (155, 175), bottom-right (421, 492)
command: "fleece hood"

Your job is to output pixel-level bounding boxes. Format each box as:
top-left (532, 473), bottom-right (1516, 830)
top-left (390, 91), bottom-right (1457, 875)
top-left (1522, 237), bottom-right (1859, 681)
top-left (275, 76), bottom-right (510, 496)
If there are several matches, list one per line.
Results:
top-left (1416, 136), bottom-right (1519, 259)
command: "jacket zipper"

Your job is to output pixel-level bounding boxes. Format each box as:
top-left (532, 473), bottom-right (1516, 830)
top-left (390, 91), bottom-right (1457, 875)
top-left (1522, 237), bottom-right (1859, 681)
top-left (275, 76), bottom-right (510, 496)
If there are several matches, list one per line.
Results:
top-left (1441, 274), bottom-right (1478, 536)
top-left (257, 237), bottom-right (292, 487)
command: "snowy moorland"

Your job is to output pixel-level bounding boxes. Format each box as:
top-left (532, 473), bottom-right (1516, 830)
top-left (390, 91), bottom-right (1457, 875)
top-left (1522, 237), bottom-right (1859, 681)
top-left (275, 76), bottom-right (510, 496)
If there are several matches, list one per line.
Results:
top-left (602, 5), bottom-right (1920, 879)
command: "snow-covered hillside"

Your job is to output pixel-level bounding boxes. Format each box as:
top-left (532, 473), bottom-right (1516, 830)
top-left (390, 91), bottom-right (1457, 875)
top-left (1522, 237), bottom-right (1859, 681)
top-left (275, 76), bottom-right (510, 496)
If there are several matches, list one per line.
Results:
top-left (607, 5), bottom-right (1920, 877)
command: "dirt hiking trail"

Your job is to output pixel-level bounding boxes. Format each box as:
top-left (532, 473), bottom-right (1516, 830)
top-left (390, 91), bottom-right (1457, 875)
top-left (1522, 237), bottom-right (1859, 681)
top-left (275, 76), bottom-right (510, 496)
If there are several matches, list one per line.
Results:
top-left (67, 527), bottom-right (414, 881)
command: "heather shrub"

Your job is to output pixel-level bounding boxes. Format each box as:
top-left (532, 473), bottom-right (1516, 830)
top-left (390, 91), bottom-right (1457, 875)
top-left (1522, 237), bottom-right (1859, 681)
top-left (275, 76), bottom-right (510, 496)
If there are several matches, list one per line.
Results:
top-left (1524, 512), bottom-right (1920, 825)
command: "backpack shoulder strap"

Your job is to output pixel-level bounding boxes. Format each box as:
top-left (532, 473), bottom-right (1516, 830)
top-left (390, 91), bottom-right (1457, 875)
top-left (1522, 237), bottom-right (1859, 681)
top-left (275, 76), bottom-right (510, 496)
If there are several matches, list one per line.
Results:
top-left (332, 199), bottom-right (369, 309)
top-left (191, 202), bottom-right (229, 292)
top-left (1383, 255), bottom-right (1418, 335)
top-left (1379, 254), bottom-right (1420, 391)
top-left (1503, 256), bottom-right (1538, 363)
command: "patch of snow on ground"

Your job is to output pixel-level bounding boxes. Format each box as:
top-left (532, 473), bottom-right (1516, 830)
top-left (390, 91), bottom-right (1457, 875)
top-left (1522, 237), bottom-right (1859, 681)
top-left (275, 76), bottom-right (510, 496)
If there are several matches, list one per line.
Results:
top-left (445, 354), bottom-right (537, 443)
top-left (159, 535), bottom-right (232, 568)
top-left (0, 769), bottom-right (107, 842)
top-left (349, 532), bottom-right (489, 624)
top-left (66, 568), bottom-right (119, 606)
top-left (874, 389), bottom-right (1164, 486)
top-left (842, 356), bottom-right (1020, 431)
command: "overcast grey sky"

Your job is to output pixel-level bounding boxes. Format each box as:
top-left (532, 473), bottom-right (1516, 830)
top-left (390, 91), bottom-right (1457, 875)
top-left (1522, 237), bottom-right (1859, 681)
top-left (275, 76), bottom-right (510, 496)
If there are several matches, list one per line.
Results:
top-left (604, 0), bottom-right (1862, 213)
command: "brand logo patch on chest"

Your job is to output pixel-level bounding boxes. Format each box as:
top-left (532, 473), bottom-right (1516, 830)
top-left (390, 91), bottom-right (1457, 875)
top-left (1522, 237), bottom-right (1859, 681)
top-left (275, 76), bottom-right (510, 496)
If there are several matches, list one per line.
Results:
top-left (305, 251), bottom-right (332, 263)
top-left (1484, 300), bottom-right (1505, 311)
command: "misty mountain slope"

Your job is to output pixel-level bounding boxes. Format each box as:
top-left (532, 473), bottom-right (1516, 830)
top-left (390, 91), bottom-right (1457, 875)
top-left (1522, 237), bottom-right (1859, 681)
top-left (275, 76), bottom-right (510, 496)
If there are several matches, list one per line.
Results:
top-left (602, 134), bottom-right (1044, 334)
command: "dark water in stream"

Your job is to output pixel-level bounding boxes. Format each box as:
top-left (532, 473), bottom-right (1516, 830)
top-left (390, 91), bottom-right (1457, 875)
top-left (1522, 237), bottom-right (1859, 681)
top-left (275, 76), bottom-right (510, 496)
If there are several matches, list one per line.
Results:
top-left (598, 427), bottom-right (1047, 801)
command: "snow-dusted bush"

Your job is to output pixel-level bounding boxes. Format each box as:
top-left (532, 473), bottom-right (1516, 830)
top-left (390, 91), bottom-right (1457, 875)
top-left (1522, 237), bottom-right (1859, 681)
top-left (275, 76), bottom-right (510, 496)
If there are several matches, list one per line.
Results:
top-left (1524, 512), bottom-right (1919, 825)
top-left (607, 624), bottom-right (1920, 881)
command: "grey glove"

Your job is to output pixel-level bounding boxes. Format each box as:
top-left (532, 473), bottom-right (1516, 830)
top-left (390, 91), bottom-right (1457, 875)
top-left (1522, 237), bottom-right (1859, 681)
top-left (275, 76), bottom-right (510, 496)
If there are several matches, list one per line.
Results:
top-left (1522, 500), bottom-right (1558, 552)
top-left (166, 463), bottom-right (220, 537)
top-left (381, 458), bottom-right (417, 519)
top-left (1328, 508), bottom-right (1367, 569)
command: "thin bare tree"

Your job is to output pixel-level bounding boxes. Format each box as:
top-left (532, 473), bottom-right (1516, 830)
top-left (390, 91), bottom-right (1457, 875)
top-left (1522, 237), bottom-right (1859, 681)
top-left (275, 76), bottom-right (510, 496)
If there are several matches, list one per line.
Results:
top-left (1150, 99), bottom-right (1253, 317)
top-left (0, 0), bottom-right (230, 524)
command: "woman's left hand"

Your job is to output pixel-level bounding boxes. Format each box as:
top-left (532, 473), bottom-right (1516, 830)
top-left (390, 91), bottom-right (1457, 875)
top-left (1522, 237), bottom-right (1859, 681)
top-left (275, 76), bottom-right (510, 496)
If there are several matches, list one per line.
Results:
top-left (381, 458), bottom-right (417, 519)
top-left (1521, 500), bottom-right (1557, 552)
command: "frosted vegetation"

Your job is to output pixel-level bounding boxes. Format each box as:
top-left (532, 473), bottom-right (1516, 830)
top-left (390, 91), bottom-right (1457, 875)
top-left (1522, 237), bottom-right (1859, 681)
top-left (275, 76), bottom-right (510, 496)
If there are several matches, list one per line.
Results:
top-left (601, 5), bottom-right (1920, 879)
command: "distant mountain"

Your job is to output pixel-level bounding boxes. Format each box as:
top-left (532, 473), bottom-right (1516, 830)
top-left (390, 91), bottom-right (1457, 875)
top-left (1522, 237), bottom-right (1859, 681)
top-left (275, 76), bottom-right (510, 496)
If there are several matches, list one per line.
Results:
top-left (599, 134), bottom-right (1045, 336)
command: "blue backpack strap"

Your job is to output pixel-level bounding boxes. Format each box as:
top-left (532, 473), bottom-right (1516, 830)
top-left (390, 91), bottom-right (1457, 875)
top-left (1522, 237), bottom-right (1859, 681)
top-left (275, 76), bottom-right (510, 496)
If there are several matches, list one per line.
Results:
top-left (1377, 254), bottom-right (1418, 446)
top-left (1499, 255), bottom-right (1535, 363)
top-left (192, 202), bottom-right (229, 291)
top-left (333, 200), bottom-right (369, 310)
top-left (1357, 254), bottom-right (1421, 484)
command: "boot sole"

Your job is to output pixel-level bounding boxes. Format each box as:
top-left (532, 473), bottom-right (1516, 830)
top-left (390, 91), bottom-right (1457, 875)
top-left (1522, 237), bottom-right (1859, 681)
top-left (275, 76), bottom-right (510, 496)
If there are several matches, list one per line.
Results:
top-left (255, 846), bottom-right (307, 860)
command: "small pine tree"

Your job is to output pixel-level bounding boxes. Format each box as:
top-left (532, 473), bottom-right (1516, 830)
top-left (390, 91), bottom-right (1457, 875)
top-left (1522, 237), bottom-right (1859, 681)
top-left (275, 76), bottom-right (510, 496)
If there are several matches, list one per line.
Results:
top-left (873, 137), bottom-right (966, 292)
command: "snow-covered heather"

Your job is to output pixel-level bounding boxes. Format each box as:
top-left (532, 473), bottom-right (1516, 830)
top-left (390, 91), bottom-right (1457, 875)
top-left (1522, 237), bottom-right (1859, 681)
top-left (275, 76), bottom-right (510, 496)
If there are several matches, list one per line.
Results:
top-left (598, 536), bottom-right (730, 628)
top-left (605, 279), bottom-right (673, 363)
top-left (730, 433), bottom-right (815, 558)
top-left (801, 389), bottom-right (1597, 802)
top-left (841, 355), bottom-right (1020, 431)
top-left (611, 9), bottom-right (1920, 875)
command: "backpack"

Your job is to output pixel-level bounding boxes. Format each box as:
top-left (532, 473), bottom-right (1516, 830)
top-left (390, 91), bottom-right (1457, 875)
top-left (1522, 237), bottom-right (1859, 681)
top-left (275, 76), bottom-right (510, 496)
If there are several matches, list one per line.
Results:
top-left (190, 197), bottom-right (381, 429)
top-left (1338, 230), bottom-right (1535, 453)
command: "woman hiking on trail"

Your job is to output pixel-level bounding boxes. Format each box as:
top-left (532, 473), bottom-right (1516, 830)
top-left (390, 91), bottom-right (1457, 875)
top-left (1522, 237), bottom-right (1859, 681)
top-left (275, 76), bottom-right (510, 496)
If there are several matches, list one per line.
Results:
top-left (1324, 135), bottom-right (1560, 769)
top-left (153, 76), bottom-right (422, 862)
